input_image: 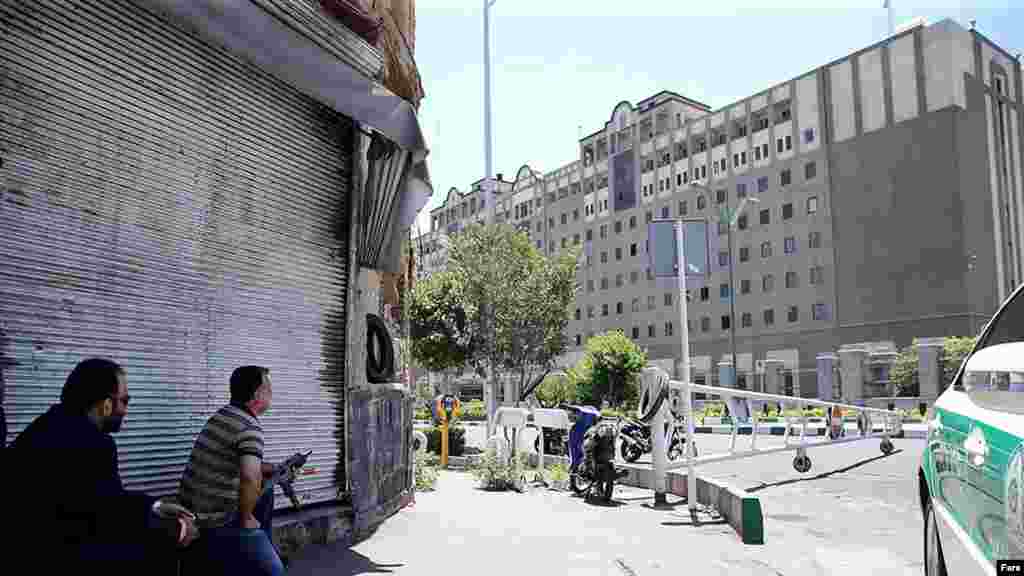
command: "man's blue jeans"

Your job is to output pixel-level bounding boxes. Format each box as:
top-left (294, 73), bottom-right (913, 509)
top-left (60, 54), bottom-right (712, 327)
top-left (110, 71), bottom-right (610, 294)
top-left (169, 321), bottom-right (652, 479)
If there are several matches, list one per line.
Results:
top-left (194, 485), bottom-right (284, 575)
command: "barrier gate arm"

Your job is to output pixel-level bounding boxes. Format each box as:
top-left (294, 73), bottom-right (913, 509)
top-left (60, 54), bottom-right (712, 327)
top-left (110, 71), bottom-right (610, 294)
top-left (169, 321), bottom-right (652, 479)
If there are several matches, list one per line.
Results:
top-left (666, 379), bottom-right (903, 517)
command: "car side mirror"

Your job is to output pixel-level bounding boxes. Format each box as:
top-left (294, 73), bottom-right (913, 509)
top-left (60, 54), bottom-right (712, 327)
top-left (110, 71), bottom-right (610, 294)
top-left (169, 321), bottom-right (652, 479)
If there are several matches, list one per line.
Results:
top-left (963, 342), bottom-right (1024, 414)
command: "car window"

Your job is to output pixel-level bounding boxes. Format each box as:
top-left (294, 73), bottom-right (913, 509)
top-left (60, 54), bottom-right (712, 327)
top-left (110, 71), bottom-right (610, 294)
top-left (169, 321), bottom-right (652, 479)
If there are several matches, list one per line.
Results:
top-left (954, 287), bottom-right (1024, 390)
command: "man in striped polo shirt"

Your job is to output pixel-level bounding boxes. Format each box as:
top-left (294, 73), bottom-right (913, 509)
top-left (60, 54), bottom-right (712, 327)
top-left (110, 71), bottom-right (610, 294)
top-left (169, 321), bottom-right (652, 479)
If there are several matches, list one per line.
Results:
top-left (179, 365), bottom-right (284, 575)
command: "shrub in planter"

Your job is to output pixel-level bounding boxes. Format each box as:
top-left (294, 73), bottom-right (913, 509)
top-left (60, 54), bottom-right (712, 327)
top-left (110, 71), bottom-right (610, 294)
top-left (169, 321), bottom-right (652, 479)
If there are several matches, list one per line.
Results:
top-left (545, 462), bottom-right (570, 490)
top-left (471, 446), bottom-right (529, 491)
top-left (426, 425), bottom-right (466, 457)
top-left (415, 452), bottom-right (440, 492)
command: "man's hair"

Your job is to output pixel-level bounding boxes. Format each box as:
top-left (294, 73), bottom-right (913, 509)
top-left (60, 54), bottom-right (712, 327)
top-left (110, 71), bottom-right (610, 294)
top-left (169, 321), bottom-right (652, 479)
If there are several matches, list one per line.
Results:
top-left (61, 358), bottom-right (125, 415)
top-left (230, 366), bottom-right (270, 405)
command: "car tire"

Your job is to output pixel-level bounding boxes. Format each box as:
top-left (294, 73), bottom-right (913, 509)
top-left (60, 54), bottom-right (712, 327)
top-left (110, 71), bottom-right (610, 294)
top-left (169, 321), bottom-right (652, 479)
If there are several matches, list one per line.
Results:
top-left (924, 502), bottom-right (948, 576)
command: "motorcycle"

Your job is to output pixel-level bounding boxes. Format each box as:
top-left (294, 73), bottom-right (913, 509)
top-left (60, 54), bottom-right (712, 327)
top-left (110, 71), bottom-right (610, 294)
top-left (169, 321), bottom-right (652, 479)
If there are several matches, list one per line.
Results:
top-left (565, 405), bottom-right (627, 502)
top-left (618, 416), bottom-right (697, 463)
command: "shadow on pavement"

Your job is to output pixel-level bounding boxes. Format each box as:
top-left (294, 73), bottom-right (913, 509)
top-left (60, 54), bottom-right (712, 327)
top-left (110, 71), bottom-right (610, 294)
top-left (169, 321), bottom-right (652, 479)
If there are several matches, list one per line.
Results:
top-left (287, 542), bottom-right (404, 576)
top-left (743, 449), bottom-right (903, 494)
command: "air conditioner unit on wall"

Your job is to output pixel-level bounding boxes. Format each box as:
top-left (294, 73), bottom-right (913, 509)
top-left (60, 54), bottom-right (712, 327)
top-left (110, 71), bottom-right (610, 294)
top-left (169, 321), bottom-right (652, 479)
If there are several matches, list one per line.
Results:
top-left (755, 359), bottom-right (766, 375)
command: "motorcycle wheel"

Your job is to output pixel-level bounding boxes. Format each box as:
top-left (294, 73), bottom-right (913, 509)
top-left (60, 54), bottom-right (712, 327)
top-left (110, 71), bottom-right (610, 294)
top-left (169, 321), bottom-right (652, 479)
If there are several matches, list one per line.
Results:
top-left (620, 440), bottom-right (643, 463)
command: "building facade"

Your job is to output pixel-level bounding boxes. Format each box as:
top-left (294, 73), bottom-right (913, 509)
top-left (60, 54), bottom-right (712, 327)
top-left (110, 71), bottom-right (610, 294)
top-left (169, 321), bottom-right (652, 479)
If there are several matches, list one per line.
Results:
top-left (426, 18), bottom-right (1022, 401)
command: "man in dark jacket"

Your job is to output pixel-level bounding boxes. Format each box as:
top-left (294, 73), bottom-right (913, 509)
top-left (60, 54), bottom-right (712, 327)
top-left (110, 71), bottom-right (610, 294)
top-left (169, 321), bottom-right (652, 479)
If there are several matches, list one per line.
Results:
top-left (5, 358), bottom-right (198, 570)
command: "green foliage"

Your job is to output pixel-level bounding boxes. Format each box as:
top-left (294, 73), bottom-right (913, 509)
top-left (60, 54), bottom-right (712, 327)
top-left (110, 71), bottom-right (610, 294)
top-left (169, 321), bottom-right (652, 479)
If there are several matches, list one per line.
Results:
top-left (470, 446), bottom-right (529, 491)
top-left (414, 451), bottom-right (440, 492)
top-left (545, 462), bottom-right (570, 483)
top-left (425, 425), bottom-right (466, 457)
top-left (534, 374), bottom-right (576, 408)
top-left (454, 400), bottom-right (486, 421)
top-left (581, 331), bottom-right (647, 407)
top-left (941, 336), bottom-right (977, 388)
top-left (567, 355), bottom-right (596, 406)
top-left (414, 407), bottom-right (432, 421)
top-left (891, 342), bottom-right (919, 397)
top-left (407, 271), bottom-right (472, 374)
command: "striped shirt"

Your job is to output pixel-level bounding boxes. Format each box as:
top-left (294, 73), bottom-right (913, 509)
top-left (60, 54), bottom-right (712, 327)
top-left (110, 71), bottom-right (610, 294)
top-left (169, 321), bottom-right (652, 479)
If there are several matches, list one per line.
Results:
top-left (178, 404), bottom-right (264, 527)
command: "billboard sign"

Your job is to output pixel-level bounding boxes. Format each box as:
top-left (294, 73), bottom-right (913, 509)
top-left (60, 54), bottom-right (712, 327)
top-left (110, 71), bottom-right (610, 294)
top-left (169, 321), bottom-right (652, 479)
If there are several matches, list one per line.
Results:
top-left (648, 218), bottom-right (709, 278)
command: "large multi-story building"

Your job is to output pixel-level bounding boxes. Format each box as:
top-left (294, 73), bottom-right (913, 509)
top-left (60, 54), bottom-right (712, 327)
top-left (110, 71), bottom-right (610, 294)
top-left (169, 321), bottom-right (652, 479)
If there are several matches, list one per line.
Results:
top-left (425, 18), bottom-right (1022, 400)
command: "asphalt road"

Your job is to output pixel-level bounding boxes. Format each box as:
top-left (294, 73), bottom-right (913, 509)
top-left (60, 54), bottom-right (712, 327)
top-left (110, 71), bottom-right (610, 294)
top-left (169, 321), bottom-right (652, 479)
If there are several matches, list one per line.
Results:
top-left (291, 430), bottom-right (926, 575)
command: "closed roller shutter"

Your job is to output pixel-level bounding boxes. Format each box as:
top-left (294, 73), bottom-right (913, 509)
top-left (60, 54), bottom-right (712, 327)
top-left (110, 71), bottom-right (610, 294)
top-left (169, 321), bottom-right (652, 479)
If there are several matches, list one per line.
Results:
top-left (0, 0), bottom-right (351, 508)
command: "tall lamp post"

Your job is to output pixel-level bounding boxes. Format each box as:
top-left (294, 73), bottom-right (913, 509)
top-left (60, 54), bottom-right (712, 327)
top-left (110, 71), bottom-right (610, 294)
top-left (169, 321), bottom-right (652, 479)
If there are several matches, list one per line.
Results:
top-left (483, 0), bottom-right (497, 225)
top-left (692, 182), bottom-right (759, 390)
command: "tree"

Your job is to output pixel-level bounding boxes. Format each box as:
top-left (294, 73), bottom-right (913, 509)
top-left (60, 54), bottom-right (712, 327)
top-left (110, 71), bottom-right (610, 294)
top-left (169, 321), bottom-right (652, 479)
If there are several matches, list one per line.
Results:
top-left (533, 374), bottom-right (576, 408)
top-left (891, 341), bottom-right (919, 397)
top-left (412, 223), bottom-right (579, 432)
top-left (581, 330), bottom-right (648, 407)
top-left (941, 336), bottom-right (977, 387)
top-left (407, 270), bottom-right (472, 378)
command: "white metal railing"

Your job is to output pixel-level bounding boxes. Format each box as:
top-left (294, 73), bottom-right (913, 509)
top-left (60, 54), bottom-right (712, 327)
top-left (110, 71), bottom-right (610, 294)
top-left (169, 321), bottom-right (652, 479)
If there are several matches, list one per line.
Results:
top-left (668, 379), bottom-right (903, 515)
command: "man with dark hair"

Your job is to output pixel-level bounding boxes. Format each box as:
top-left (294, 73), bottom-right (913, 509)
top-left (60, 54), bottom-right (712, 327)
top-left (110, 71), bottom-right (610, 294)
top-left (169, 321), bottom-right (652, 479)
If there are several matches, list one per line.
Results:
top-left (5, 358), bottom-right (198, 570)
top-left (179, 365), bottom-right (285, 575)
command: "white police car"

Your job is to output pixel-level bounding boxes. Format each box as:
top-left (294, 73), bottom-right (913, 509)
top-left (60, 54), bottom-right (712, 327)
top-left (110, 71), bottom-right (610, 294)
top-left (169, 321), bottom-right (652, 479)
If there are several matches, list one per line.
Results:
top-left (920, 283), bottom-right (1024, 575)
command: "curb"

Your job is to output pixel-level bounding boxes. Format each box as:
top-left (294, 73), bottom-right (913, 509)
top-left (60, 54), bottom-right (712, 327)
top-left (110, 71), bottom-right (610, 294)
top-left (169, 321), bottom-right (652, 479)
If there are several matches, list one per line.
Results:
top-left (618, 465), bottom-right (763, 545)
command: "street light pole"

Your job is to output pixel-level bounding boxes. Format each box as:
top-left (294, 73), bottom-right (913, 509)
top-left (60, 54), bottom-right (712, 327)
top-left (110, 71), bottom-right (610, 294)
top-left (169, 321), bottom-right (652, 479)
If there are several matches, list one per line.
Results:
top-left (483, 0), bottom-right (497, 225)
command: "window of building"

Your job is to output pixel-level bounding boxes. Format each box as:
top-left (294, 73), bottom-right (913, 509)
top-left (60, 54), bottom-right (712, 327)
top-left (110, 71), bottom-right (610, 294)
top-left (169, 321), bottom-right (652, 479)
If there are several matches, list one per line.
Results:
top-left (785, 135), bottom-right (792, 151)
top-left (718, 251), bottom-right (730, 267)
top-left (760, 208), bottom-right (770, 225)
top-left (600, 224), bottom-right (607, 239)
top-left (701, 317), bottom-right (710, 332)
top-left (807, 231), bottom-right (821, 249)
top-left (616, 274), bottom-right (624, 287)
top-left (679, 200), bottom-right (688, 216)
top-left (810, 265), bottom-right (824, 285)
top-left (587, 305), bottom-right (595, 318)
top-left (697, 196), bottom-right (706, 210)
top-left (587, 279), bottom-right (594, 293)
top-left (803, 127), bottom-right (815, 144)
top-left (573, 209), bottom-right (580, 221)
top-left (648, 324), bottom-right (656, 338)
top-left (763, 308), bottom-right (775, 325)
top-left (561, 213), bottom-right (568, 225)
top-left (601, 277), bottom-right (609, 290)
top-left (701, 165), bottom-right (707, 179)
top-left (536, 239), bottom-right (542, 249)
top-left (762, 274), bottom-right (774, 292)
top-left (737, 214), bottom-right (748, 230)
top-left (573, 234), bottom-right (581, 245)
top-left (575, 334), bottom-right (582, 345)
top-left (787, 305), bottom-right (799, 323)
top-left (720, 283), bottom-right (731, 299)
top-left (700, 286), bottom-right (710, 301)
top-left (782, 203), bottom-right (793, 220)
top-left (613, 247), bottom-right (621, 261)
top-left (785, 270), bottom-right (798, 288)
top-left (737, 182), bottom-right (747, 198)
top-left (805, 161), bottom-right (817, 180)
top-left (630, 270), bottom-right (639, 284)
top-left (664, 293), bottom-right (673, 306)
top-left (632, 298), bottom-right (640, 312)
top-left (665, 322), bottom-right (674, 337)
top-left (757, 176), bottom-right (768, 193)
top-left (562, 238), bottom-right (568, 249)
top-left (630, 243), bottom-right (638, 257)
top-left (721, 315), bottom-right (731, 330)
top-left (755, 146), bottom-right (762, 161)
top-left (761, 143), bottom-right (769, 160)
top-left (536, 221), bottom-right (543, 232)
top-left (646, 211), bottom-right (653, 223)
top-left (733, 153), bottom-right (740, 168)
top-left (601, 251), bottom-right (608, 264)
top-left (716, 189), bottom-right (727, 204)
top-left (741, 312), bottom-right (752, 328)
top-left (632, 326), bottom-right (640, 339)
top-left (616, 301), bottom-right (624, 315)
top-left (585, 229), bottom-right (593, 241)
top-left (812, 302), bottom-right (828, 321)
top-left (777, 137), bottom-right (784, 154)
top-left (741, 278), bottom-right (751, 294)
top-left (549, 217), bottom-right (555, 229)
top-left (602, 303), bottom-right (609, 317)
top-left (807, 196), bottom-right (818, 215)
top-left (575, 308), bottom-right (581, 320)
top-left (780, 169), bottom-right (792, 187)
top-left (614, 220), bottom-right (622, 234)
top-left (718, 221), bottom-right (728, 236)
top-left (629, 215), bottom-right (637, 229)
top-left (784, 236), bottom-right (796, 254)
top-left (647, 295), bottom-right (657, 310)
top-left (646, 268), bottom-right (654, 280)
top-left (739, 246), bottom-right (750, 262)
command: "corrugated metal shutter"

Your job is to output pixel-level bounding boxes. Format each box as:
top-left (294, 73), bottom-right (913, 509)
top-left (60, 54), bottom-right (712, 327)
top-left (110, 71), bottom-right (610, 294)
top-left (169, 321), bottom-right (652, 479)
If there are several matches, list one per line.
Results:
top-left (0, 0), bottom-right (351, 508)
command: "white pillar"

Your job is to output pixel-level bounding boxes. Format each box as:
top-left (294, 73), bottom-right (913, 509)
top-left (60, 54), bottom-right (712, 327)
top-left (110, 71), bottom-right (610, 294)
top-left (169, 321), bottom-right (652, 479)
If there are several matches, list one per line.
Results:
top-left (915, 337), bottom-right (946, 402)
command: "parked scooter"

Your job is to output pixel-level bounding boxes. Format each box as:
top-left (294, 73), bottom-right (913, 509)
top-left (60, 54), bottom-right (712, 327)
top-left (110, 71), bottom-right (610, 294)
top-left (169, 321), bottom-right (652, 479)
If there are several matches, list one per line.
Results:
top-left (565, 405), bottom-right (627, 502)
top-left (618, 416), bottom-right (697, 463)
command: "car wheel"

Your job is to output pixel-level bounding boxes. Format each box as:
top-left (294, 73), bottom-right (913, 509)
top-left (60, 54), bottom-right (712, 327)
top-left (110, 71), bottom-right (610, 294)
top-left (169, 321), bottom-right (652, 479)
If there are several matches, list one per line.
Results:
top-left (924, 502), bottom-right (948, 576)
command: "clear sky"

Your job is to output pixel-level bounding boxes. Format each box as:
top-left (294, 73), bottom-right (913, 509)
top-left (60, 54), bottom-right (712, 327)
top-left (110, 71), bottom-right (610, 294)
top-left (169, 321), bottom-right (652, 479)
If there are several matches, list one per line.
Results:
top-left (412, 1), bottom-right (1021, 234)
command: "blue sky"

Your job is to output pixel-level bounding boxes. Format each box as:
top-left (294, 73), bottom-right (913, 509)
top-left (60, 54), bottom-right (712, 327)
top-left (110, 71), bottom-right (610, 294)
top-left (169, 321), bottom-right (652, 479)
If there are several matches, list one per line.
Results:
top-left (412, 1), bottom-right (1021, 233)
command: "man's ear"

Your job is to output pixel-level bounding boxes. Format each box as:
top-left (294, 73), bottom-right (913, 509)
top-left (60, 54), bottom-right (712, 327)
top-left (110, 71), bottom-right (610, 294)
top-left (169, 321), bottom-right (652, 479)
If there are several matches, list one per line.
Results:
top-left (100, 398), bottom-right (113, 418)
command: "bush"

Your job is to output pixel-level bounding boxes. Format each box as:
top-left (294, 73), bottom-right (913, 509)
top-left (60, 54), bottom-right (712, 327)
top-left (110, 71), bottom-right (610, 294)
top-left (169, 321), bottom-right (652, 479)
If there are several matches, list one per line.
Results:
top-left (415, 451), bottom-right (440, 492)
top-left (414, 407), bottom-right (432, 421)
top-left (546, 462), bottom-right (569, 483)
top-left (470, 446), bottom-right (529, 491)
top-left (456, 400), bottom-right (486, 422)
top-left (425, 425), bottom-right (466, 456)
